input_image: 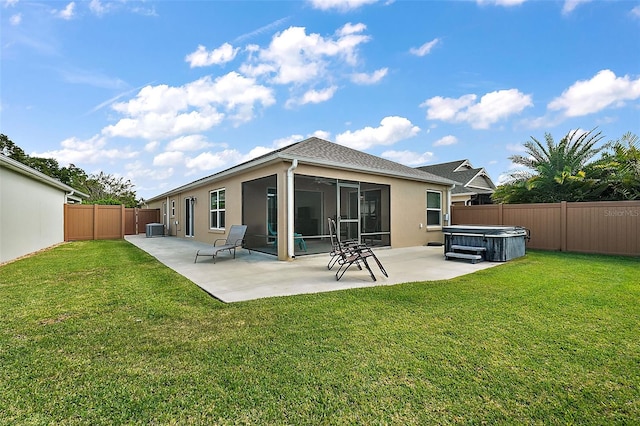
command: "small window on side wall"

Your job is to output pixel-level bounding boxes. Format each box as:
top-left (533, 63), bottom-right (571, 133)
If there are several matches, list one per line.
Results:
top-left (426, 190), bottom-right (442, 227)
top-left (210, 188), bottom-right (226, 230)
top-left (171, 200), bottom-right (175, 217)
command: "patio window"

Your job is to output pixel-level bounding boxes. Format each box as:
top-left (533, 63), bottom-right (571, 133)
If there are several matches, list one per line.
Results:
top-left (426, 190), bottom-right (442, 227)
top-left (210, 188), bottom-right (226, 230)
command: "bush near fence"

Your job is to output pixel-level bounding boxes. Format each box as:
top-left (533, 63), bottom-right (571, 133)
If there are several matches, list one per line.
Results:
top-left (64, 205), bottom-right (160, 241)
top-left (451, 201), bottom-right (640, 257)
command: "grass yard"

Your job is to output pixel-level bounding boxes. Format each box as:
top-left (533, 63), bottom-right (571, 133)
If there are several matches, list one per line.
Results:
top-left (1, 240), bottom-right (638, 425)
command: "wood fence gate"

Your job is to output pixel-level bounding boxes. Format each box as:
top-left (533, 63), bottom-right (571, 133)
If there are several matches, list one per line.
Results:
top-left (64, 205), bottom-right (161, 241)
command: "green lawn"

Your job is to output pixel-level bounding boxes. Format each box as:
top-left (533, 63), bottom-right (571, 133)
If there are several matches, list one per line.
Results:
top-left (1, 240), bottom-right (638, 425)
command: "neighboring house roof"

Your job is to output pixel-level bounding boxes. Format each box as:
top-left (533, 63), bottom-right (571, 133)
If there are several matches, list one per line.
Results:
top-left (0, 154), bottom-right (89, 199)
top-left (147, 137), bottom-right (457, 202)
top-left (417, 159), bottom-right (496, 196)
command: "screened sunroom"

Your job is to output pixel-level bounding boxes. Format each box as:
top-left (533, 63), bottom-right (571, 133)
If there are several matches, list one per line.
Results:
top-left (242, 174), bottom-right (391, 256)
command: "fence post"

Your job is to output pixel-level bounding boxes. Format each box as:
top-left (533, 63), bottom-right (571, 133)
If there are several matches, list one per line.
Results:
top-left (498, 203), bottom-right (504, 225)
top-left (560, 201), bottom-right (567, 252)
top-left (93, 204), bottom-right (98, 240)
top-left (120, 205), bottom-right (126, 239)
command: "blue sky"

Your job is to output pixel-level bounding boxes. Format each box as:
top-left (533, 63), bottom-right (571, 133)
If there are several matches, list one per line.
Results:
top-left (2, 0), bottom-right (639, 200)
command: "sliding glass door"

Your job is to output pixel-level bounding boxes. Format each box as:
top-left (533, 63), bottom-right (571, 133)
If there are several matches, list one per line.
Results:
top-left (337, 182), bottom-right (360, 242)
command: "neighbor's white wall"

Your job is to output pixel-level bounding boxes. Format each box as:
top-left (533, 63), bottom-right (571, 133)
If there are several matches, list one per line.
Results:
top-left (0, 167), bottom-right (66, 263)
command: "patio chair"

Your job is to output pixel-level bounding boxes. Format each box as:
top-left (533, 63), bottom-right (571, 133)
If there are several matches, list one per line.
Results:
top-left (327, 217), bottom-right (363, 270)
top-left (194, 225), bottom-right (251, 263)
top-left (267, 222), bottom-right (307, 251)
top-left (327, 218), bottom-right (388, 281)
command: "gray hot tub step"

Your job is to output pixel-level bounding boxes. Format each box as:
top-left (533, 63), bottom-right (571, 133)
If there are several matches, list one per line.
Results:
top-left (445, 252), bottom-right (484, 264)
top-left (450, 245), bottom-right (486, 252)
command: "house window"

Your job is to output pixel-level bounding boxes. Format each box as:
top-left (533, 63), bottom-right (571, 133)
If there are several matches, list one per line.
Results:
top-left (210, 188), bottom-right (226, 230)
top-left (426, 190), bottom-right (442, 227)
top-left (171, 200), bottom-right (175, 217)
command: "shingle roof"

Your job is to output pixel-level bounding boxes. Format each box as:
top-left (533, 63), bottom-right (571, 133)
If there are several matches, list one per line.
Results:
top-left (279, 137), bottom-right (455, 185)
top-left (417, 160), bottom-right (468, 182)
top-left (147, 137), bottom-right (456, 201)
top-left (417, 159), bottom-right (496, 194)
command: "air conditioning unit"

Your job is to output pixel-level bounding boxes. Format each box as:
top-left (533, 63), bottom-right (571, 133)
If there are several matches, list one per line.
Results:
top-left (146, 223), bottom-right (165, 238)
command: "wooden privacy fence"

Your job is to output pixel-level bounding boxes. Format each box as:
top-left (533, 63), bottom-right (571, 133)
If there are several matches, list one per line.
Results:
top-left (451, 201), bottom-right (640, 256)
top-left (64, 205), bottom-right (161, 241)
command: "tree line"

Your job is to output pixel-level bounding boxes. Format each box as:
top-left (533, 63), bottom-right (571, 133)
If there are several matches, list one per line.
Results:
top-left (1, 134), bottom-right (141, 207)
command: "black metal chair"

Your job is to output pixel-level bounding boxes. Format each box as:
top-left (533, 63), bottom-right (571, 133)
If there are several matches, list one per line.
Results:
top-left (327, 218), bottom-right (388, 281)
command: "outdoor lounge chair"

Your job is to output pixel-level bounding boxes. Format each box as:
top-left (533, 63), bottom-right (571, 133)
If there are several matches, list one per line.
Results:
top-left (327, 218), bottom-right (388, 281)
top-left (194, 225), bottom-right (251, 263)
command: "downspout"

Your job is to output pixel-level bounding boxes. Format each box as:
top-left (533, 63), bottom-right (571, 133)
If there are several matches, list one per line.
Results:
top-left (446, 184), bottom-right (454, 225)
top-left (65, 190), bottom-right (75, 203)
top-left (165, 196), bottom-right (170, 236)
top-left (287, 159), bottom-right (298, 259)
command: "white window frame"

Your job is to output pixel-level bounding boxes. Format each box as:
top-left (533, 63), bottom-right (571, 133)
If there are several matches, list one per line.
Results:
top-left (171, 200), bottom-right (175, 217)
top-left (426, 190), bottom-right (442, 228)
top-left (210, 188), bottom-right (226, 230)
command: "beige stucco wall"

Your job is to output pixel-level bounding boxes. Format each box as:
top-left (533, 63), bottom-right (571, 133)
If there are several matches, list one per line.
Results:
top-left (147, 159), bottom-right (451, 259)
top-left (0, 166), bottom-right (66, 263)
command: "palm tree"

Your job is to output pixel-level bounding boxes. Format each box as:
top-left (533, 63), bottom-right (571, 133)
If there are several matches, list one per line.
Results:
top-left (493, 129), bottom-right (605, 203)
top-left (588, 132), bottom-right (640, 200)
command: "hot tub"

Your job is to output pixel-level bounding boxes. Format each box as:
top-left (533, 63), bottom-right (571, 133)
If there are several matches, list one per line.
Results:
top-left (442, 225), bottom-right (530, 262)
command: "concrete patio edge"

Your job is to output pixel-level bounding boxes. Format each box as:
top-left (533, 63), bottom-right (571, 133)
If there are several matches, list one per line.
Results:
top-left (125, 235), bottom-right (502, 303)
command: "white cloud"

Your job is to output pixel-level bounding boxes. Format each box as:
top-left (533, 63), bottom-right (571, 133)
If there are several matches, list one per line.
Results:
top-left (9, 13), bottom-right (21, 25)
top-left (308, 0), bottom-right (379, 12)
top-left (32, 135), bottom-right (138, 165)
top-left (144, 141), bottom-right (159, 152)
top-left (89, 0), bottom-right (109, 16)
top-left (382, 150), bottom-right (435, 166)
top-left (241, 24), bottom-right (371, 85)
top-left (153, 151), bottom-right (184, 167)
top-left (409, 38), bottom-right (440, 57)
top-left (289, 86), bottom-right (337, 107)
top-left (185, 150), bottom-right (242, 172)
top-left (547, 69), bottom-right (640, 117)
top-left (422, 89), bottom-right (533, 129)
top-left (166, 135), bottom-right (214, 151)
top-left (310, 130), bottom-right (331, 140)
top-left (632, 6), bottom-right (640, 18)
top-left (273, 134), bottom-right (305, 148)
top-left (562, 0), bottom-right (591, 15)
top-left (335, 116), bottom-right (420, 150)
top-left (4, 0), bottom-right (19, 7)
top-left (433, 135), bottom-right (458, 146)
top-left (185, 43), bottom-right (239, 68)
top-left (351, 68), bottom-right (388, 84)
top-left (104, 72), bottom-right (274, 140)
top-left (54, 2), bottom-right (75, 20)
top-left (124, 161), bottom-right (174, 181)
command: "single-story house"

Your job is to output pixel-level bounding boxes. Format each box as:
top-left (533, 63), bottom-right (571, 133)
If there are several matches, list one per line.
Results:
top-left (0, 154), bottom-right (87, 264)
top-left (417, 159), bottom-right (496, 206)
top-left (145, 137), bottom-right (457, 261)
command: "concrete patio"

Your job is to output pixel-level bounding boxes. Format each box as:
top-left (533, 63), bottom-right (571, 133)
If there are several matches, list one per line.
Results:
top-left (125, 235), bottom-right (502, 303)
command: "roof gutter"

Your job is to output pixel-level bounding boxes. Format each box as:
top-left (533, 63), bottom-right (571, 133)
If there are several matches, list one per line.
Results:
top-left (1, 154), bottom-right (88, 198)
top-left (287, 159), bottom-right (298, 259)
